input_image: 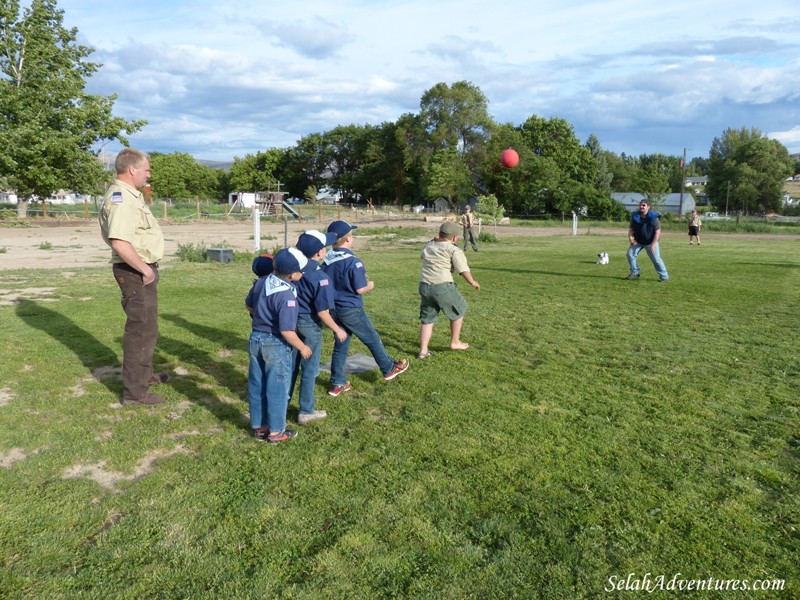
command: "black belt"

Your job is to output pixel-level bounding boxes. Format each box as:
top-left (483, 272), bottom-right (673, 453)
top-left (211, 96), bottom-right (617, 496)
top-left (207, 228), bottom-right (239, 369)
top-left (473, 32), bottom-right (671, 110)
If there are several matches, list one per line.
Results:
top-left (114, 262), bottom-right (158, 271)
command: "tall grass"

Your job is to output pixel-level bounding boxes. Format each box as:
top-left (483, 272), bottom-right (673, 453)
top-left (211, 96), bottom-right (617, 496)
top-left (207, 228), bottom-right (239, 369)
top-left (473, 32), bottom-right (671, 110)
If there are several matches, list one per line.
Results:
top-left (0, 233), bottom-right (797, 598)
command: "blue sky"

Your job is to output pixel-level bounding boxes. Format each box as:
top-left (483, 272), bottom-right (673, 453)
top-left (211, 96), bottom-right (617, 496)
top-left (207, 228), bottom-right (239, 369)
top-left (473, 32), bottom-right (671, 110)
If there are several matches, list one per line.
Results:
top-left (55, 0), bottom-right (800, 163)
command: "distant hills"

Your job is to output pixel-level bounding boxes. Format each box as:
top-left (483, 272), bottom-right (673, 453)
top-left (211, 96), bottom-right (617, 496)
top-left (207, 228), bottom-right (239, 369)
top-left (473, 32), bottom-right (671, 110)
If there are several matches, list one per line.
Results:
top-left (196, 159), bottom-right (233, 171)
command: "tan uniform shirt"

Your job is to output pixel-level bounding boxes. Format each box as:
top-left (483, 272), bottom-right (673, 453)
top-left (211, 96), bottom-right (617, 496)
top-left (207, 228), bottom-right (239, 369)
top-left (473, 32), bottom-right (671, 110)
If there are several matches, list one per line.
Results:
top-left (460, 212), bottom-right (474, 228)
top-left (99, 180), bottom-right (164, 264)
top-left (420, 240), bottom-right (470, 285)
top-left (687, 214), bottom-right (702, 228)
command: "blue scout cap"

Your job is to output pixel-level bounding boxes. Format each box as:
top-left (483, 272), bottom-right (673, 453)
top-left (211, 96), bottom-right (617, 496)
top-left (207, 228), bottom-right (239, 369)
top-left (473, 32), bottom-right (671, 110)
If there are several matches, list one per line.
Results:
top-left (296, 229), bottom-right (338, 258)
top-left (273, 247), bottom-right (308, 275)
top-left (251, 253), bottom-right (274, 277)
top-left (327, 220), bottom-right (358, 239)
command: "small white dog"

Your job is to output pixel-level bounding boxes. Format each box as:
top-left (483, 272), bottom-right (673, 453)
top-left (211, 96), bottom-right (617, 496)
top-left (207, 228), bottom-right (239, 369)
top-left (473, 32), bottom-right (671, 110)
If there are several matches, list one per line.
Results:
top-left (597, 252), bottom-right (609, 265)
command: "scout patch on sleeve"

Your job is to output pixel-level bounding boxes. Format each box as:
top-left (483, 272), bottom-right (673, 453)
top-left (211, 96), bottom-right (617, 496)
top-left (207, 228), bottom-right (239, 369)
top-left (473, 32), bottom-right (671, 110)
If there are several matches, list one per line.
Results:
top-left (111, 192), bottom-right (123, 203)
top-left (287, 300), bottom-right (296, 308)
top-left (355, 261), bottom-right (364, 269)
top-left (319, 278), bottom-right (329, 286)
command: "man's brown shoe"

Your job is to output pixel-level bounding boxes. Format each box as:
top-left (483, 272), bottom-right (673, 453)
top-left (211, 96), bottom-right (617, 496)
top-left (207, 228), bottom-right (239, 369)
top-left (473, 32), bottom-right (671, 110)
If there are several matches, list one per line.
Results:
top-left (124, 392), bottom-right (165, 406)
top-left (148, 373), bottom-right (170, 385)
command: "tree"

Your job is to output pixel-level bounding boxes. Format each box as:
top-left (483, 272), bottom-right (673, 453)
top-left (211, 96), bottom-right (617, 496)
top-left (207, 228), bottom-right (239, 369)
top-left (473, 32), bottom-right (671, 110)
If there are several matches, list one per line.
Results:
top-left (0, 0), bottom-right (145, 216)
top-left (419, 81), bottom-right (492, 160)
top-left (424, 149), bottom-right (472, 207)
top-left (228, 149), bottom-right (283, 192)
top-left (707, 128), bottom-right (792, 214)
top-left (148, 152), bottom-right (222, 200)
top-left (475, 193), bottom-right (505, 235)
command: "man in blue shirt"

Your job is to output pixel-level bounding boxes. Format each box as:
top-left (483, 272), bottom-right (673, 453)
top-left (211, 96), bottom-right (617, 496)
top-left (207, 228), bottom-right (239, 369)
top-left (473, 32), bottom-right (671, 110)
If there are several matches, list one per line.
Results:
top-left (626, 200), bottom-right (669, 282)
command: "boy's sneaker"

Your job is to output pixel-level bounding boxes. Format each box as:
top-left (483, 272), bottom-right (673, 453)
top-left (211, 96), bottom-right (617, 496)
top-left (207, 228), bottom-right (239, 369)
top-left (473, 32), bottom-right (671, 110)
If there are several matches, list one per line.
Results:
top-left (384, 358), bottom-right (409, 381)
top-left (328, 382), bottom-right (351, 397)
top-left (626, 273), bottom-right (640, 280)
top-left (267, 429), bottom-right (298, 444)
top-left (298, 410), bottom-right (327, 425)
top-left (253, 428), bottom-right (270, 441)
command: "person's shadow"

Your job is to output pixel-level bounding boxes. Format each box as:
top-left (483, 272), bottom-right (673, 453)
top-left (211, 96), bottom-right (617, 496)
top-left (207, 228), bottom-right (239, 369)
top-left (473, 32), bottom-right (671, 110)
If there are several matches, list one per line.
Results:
top-left (15, 301), bottom-right (249, 430)
top-left (15, 299), bottom-right (121, 396)
top-left (159, 313), bottom-right (249, 428)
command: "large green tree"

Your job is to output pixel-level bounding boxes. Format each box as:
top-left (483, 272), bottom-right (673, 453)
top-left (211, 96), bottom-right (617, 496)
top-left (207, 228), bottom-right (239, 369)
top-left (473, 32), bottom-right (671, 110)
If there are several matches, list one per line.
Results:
top-left (707, 127), bottom-right (792, 214)
top-left (419, 81), bottom-right (492, 157)
top-left (0, 0), bottom-right (145, 216)
top-left (148, 152), bottom-right (223, 200)
top-left (227, 149), bottom-right (283, 192)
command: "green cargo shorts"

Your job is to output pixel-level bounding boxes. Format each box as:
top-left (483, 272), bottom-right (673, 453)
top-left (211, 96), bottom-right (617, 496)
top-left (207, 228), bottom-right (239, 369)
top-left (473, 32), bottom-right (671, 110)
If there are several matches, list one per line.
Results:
top-left (419, 282), bottom-right (467, 324)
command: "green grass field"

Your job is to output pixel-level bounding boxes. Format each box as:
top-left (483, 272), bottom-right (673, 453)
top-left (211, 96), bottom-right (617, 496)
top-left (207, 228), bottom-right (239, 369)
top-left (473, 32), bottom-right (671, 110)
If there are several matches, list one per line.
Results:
top-left (1, 232), bottom-right (798, 598)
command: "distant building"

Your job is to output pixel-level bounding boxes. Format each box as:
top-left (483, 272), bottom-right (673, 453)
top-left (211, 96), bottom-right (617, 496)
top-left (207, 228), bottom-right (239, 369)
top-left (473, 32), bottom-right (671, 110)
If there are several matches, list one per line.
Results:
top-left (611, 192), bottom-right (696, 216)
top-left (685, 176), bottom-right (708, 187)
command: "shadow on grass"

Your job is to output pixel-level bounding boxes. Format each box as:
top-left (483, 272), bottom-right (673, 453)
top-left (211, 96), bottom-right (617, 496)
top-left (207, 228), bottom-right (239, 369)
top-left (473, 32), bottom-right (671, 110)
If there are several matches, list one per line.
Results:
top-left (477, 266), bottom-right (623, 280)
top-left (159, 313), bottom-right (249, 430)
top-left (15, 299), bottom-right (121, 395)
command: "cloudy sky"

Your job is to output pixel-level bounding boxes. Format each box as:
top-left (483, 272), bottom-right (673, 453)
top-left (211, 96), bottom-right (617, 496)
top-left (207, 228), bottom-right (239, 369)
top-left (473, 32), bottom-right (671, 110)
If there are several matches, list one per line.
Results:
top-left (56, 0), bottom-right (800, 163)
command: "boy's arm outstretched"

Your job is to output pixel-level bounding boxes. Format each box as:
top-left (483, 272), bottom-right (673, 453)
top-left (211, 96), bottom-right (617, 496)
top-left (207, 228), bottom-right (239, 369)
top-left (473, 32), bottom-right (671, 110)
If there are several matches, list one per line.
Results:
top-left (459, 270), bottom-right (480, 291)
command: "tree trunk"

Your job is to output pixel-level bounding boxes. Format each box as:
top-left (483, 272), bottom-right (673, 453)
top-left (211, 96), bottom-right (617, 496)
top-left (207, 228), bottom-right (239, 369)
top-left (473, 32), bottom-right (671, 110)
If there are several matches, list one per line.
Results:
top-left (16, 199), bottom-right (29, 218)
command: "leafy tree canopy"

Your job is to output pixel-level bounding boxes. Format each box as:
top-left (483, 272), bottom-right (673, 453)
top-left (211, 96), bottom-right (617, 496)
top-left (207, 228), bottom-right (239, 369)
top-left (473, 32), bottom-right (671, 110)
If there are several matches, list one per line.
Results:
top-left (707, 127), bottom-right (792, 214)
top-left (0, 0), bottom-right (145, 208)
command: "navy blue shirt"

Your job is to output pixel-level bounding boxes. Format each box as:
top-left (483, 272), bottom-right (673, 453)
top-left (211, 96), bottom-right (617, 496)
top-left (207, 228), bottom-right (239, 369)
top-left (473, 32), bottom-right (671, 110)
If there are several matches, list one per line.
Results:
top-left (322, 248), bottom-right (368, 308)
top-left (295, 259), bottom-right (336, 322)
top-left (246, 274), bottom-right (299, 334)
top-left (630, 210), bottom-right (661, 245)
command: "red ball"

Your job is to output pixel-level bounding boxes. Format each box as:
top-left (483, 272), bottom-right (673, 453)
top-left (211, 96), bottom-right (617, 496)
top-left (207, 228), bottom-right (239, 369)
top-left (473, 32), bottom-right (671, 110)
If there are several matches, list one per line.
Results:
top-left (500, 148), bottom-right (519, 168)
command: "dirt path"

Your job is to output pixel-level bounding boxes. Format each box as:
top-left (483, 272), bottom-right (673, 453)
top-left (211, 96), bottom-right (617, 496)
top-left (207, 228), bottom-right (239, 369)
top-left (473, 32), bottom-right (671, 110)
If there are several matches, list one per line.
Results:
top-left (0, 218), bottom-right (615, 271)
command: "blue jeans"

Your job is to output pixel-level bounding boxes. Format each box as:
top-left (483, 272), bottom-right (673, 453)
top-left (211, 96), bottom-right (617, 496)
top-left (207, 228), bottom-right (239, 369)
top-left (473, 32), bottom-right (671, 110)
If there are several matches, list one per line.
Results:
top-left (330, 306), bottom-right (394, 386)
top-left (627, 242), bottom-right (669, 280)
top-left (290, 314), bottom-right (322, 414)
top-left (248, 331), bottom-right (295, 433)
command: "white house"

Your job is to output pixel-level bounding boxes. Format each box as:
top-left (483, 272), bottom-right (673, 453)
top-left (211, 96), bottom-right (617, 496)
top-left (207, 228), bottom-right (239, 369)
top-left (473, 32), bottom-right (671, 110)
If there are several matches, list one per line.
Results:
top-left (0, 191), bottom-right (18, 204)
top-left (611, 192), bottom-right (696, 216)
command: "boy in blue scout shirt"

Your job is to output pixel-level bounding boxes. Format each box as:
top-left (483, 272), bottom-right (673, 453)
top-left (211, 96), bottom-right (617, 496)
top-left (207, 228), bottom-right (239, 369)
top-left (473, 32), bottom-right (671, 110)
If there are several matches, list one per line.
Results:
top-left (245, 248), bottom-right (312, 444)
top-left (322, 220), bottom-right (409, 397)
top-left (290, 230), bottom-right (349, 424)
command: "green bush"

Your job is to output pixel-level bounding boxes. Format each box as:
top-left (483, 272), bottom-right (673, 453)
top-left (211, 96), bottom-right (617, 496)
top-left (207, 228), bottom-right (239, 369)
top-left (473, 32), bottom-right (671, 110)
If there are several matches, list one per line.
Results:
top-left (175, 241), bottom-right (208, 262)
top-left (477, 231), bottom-right (499, 243)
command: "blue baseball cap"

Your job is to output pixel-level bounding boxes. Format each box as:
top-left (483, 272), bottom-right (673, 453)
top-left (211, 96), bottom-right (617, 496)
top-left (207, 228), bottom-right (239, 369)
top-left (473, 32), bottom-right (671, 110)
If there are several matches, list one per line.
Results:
top-left (296, 229), bottom-right (338, 258)
top-left (327, 220), bottom-right (358, 239)
top-left (273, 247), bottom-right (308, 275)
top-left (251, 253), bottom-right (274, 277)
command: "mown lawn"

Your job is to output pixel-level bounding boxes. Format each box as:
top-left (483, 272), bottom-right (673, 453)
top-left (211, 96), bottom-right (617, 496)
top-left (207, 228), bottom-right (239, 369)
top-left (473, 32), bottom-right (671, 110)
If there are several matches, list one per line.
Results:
top-left (0, 232), bottom-right (798, 598)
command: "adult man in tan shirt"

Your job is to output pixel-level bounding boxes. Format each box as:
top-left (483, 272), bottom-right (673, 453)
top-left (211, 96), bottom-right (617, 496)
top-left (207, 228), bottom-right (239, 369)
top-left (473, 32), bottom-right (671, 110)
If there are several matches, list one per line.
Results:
top-left (98, 148), bottom-right (168, 405)
top-left (459, 205), bottom-right (479, 252)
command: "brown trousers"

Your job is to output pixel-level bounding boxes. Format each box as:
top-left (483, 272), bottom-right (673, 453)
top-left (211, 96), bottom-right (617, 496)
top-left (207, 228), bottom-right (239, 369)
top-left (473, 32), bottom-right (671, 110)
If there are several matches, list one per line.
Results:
top-left (112, 263), bottom-right (159, 403)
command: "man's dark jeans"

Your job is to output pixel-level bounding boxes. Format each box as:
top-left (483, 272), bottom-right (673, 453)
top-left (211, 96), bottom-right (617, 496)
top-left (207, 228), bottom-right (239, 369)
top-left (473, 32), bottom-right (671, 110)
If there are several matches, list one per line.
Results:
top-left (113, 263), bottom-right (159, 403)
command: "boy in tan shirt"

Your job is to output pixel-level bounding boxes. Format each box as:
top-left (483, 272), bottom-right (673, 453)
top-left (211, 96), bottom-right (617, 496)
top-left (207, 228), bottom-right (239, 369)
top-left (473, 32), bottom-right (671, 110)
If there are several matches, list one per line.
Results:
top-left (418, 221), bottom-right (480, 358)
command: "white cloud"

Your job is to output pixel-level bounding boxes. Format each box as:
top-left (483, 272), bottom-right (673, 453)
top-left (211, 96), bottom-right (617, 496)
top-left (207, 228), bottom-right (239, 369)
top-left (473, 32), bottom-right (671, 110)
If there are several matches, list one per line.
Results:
top-left (56, 0), bottom-right (800, 159)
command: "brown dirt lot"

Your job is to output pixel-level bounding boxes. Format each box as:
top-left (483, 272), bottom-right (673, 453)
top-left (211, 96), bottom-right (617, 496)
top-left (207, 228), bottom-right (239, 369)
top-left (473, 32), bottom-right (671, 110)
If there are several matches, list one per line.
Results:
top-left (0, 218), bottom-right (625, 271)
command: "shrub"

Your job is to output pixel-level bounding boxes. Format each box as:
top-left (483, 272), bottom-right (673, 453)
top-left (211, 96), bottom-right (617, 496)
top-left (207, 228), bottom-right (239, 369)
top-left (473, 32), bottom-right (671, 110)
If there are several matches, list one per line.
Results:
top-left (175, 242), bottom-right (208, 262)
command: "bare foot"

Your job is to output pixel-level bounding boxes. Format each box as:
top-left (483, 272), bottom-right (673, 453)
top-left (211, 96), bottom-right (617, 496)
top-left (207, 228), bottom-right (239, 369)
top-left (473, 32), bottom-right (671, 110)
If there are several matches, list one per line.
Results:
top-left (450, 342), bottom-right (470, 350)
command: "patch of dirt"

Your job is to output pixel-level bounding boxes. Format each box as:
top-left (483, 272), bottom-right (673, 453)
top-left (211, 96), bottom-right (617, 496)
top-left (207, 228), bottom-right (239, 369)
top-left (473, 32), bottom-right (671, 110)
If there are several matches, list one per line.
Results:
top-left (0, 287), bottom-right (58, 306)
top-left (0, 448), bottom-right (29, 468)
top-left (0, 387), bottom-right (14, 407)
top-left (62, 445), bottom-right (190, 490)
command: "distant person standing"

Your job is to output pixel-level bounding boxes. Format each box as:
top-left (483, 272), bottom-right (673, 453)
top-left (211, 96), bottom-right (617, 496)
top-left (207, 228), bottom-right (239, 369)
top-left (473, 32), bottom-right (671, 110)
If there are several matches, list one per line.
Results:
top-left (687, 209), bottom-right (702, 245)
top-left (626, 200), bottom-right (669, 283)
top-left (98, 148), bottom-right (169, 405)
top-left (460, 205), bottom-right (478, 252)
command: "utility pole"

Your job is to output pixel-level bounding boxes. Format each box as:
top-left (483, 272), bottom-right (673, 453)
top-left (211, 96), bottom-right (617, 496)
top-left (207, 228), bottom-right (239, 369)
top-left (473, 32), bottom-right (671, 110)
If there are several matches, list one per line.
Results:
top-left (725, 180), bottom-right (730, 217)
top-left (678, 147), bottom-right (687, 216)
